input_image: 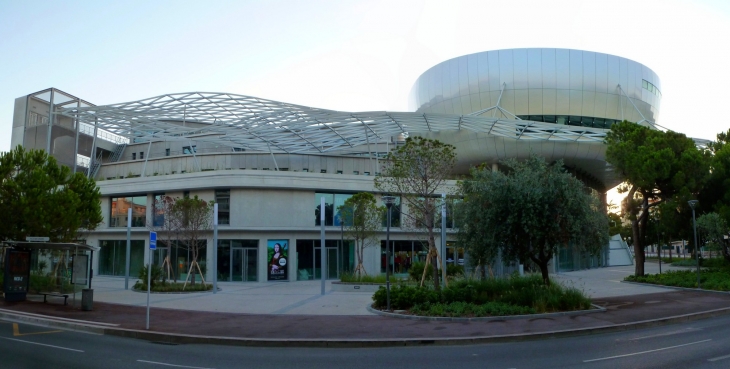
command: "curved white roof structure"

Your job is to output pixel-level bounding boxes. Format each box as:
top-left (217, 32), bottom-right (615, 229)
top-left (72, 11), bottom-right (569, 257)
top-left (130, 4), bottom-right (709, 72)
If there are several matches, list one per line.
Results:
top-left (59, 91), bottom-right (609, 155)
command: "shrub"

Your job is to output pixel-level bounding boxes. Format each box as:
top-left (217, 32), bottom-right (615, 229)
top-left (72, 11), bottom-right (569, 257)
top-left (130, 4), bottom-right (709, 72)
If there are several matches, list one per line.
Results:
top-left (373, 274), bottom-right (591, 314)
top-left (133, 281), bottom-right (213, 292)
top-left (408, 262), bottom-right (464, 282)
top-left (137, 264), bottom-right (163, 290)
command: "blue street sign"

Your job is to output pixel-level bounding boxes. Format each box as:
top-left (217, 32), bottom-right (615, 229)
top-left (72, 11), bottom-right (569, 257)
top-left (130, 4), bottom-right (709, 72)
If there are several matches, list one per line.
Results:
top-left (150, 231), bottom-right (157, 250)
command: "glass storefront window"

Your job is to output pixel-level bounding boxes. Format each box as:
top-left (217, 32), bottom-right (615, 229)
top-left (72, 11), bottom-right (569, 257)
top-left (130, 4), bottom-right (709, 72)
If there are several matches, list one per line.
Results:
top-left (110, 196), bottom-right (147, 227)
top-left (380, 240), bottom-right (426, 275)
top-left (98, 240), bottom-right (145, 276)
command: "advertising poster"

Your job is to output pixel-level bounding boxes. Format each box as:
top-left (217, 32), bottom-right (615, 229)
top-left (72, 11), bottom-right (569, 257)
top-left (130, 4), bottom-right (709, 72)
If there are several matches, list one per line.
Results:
top-left (267, 240), bottom-right (288, 281)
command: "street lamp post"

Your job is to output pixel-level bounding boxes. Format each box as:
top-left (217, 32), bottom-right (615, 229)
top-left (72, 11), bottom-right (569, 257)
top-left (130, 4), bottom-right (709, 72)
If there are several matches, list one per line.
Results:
top-left (688, 200), bottom-right (700, 289)
top-left (382, 196), bottom-right (395, 312)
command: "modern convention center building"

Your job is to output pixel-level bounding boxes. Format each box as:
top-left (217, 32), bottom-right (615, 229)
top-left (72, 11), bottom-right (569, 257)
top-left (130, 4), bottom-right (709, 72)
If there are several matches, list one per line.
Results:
top-left (10, 48), bottom-right (657, 282)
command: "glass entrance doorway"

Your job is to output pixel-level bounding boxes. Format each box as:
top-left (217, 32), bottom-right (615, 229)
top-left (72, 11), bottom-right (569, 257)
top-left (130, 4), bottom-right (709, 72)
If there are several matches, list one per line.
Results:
top-left (296, 240), bottom-right (346, 280)
top-left (314, 247), bottom-right (339, 279)
top-left (232, 248), bottom-right (257, 282)
top-left (217, 240), bottom-right (258, 282)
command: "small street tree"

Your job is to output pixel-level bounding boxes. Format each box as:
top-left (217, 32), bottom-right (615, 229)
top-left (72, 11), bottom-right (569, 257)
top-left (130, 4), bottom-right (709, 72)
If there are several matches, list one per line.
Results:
top-left (171, 195), bottom-right (213, 287)
top-left (457, 155), bottom-right (609, 285)
top-left (697, 213), bottom-right (730, 263)
top-left (148, 195), bottom-right (180, 281)
top-left (374, 137), bottom-right (456, 290)
top-left (605, 121), bottom-right (709, 276)
top-left (338, 193), bottom-right (383, 277)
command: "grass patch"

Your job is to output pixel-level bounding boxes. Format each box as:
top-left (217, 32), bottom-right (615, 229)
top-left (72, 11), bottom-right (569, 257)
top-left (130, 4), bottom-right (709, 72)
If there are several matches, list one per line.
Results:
top-left (133, 281), bottom-right (213, 292)
top-left (373, 274), bottom-right (591, 317)
top-left (625, 268), bottom-right (730, 291)
top-left (339, 272), bottom-right (389, 284)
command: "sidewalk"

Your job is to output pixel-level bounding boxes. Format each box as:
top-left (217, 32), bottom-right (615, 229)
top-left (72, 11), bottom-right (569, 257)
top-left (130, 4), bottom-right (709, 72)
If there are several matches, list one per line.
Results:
top-left (1, 264), bottom-right (729, 345)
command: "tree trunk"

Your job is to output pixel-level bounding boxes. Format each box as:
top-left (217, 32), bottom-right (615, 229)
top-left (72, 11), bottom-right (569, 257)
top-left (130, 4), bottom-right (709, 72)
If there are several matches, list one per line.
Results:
top-left (632, 218), bottom-right (645, 276)
top-left (429, 233), bottom-right (440, 291)
top-left (537, 260), bottom-right (550, 286)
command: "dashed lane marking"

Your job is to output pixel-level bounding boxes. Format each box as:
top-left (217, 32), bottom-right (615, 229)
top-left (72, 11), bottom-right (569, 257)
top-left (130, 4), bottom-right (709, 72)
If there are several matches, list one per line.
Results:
top-left (584, 339), bottom-right (711, 363)
top-left (0, 336), bottom-right (84, 352)
top-left (137, 360), bottom-right (215, 369)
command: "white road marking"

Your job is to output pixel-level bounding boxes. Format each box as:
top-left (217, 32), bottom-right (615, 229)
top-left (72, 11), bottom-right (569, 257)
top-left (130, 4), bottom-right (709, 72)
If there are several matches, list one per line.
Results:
top-left (628, 328), bottom-right (700, 341)
top-left (0, 336), bottom-right (84, 352)
top-left (137, 360), bottom-right (215, 369)
top-left (708, 353), bottom-right (730, 362)
top-left (584, 339), bottom-right (711, 362)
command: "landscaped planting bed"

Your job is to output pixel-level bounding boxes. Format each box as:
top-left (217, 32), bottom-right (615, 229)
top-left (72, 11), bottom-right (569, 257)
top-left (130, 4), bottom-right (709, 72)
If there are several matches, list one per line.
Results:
top-left (372, 275), bottom-right (592, 317)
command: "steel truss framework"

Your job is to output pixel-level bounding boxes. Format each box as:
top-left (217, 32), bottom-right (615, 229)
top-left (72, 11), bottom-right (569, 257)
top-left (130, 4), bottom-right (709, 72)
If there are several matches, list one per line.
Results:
top-left (60, 92), bottom-right (612, 154)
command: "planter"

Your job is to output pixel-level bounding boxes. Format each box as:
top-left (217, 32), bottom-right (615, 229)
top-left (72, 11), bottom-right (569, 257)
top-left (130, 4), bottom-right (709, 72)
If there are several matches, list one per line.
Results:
top-left (331, 281), bottom-right (384, 292)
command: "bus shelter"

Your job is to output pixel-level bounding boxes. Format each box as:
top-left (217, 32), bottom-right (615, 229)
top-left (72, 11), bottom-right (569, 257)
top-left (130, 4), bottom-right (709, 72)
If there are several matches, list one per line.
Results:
top-left (2, 241), bottom-right (97, 309)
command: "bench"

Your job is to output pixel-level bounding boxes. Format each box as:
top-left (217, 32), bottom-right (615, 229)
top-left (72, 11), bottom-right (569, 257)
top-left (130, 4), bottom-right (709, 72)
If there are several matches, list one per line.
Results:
top-left (39, 292), bottom-right (69, 305)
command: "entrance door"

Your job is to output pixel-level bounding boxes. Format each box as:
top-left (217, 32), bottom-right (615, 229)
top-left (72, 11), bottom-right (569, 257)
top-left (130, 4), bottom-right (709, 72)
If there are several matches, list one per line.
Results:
top-left (231, 248), bottom-right (258, 282)
top-left (314, 247), bottom-right (339, 279)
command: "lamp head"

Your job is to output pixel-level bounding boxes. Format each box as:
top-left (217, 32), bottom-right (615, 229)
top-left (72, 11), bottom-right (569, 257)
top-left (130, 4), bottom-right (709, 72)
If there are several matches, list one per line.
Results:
top-left (688, 200), bottom-right (699, 209)
top-left (382, 196), bottom-right (396, 209)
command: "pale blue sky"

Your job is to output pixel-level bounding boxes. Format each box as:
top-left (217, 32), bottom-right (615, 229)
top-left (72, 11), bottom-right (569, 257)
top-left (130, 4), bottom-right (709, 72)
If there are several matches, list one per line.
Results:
top-left (1, 0), bottom-right (729, 155)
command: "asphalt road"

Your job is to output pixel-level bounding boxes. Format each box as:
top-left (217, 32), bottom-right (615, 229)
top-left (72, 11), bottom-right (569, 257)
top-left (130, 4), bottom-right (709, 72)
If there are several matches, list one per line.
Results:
top-left (2, 315), bottom-right (730, 369)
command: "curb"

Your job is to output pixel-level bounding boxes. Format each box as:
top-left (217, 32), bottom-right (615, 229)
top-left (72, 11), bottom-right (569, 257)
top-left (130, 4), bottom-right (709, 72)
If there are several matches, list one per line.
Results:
top-left (365, 303), bottom-right (606, 322)
top-left (3, 305), bottom-right (730, 348)
top-left (621, 280), bottom-right (730, 295)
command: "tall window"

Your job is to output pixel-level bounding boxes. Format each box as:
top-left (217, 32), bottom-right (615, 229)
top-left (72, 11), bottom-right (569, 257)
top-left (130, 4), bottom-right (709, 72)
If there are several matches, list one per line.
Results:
top-left (215, 189), bottom-right (230, 225)
top-left (153, 194), bottom-right (166, 227)
top-left (315, 193), bottom-right (354, 226)
top-left (110, 196), bottom-right (147, 227)
top-left (98, 240), bottom-right (145, 276)
top-left (381, 196), bottom-right (401, 228)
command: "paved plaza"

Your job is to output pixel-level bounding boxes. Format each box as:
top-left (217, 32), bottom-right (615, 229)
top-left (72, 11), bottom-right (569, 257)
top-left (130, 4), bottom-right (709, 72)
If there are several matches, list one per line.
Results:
top-left (76, 263), bottom-right (690, 316)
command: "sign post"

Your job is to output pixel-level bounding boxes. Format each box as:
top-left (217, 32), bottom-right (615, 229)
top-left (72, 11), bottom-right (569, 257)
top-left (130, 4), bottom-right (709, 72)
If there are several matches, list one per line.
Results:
top-left (146, 231), bottom-right (156, 330)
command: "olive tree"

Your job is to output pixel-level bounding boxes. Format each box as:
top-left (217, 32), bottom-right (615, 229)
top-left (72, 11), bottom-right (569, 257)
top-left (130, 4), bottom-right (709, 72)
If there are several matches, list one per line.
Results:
top-left (374, 137), bottom-right (456, 290)
top-left (456, 155), bottom-right (609, 285)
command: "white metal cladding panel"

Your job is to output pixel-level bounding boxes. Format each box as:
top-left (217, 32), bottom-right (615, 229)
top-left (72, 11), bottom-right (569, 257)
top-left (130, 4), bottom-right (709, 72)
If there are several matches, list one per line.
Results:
top-left (514, 89), bottom-right (529, 115)
top-left (569, 50), bottom-right (583, 90)
top-left (477, 52), bottom-right (490, 93)
top-left (499, 49), bottom-right (514, 90)
top-left (458, 56), bottom-right (470, 97)
top-left (556, 89), bottom-right (570, 114)
top-left (468, 54), bottom-right (480, 95)
top-left (582, 51), bottom-right (596, 92)
top-left (469, 94), bottom-right (482, 114)
top-left (582, 91), bottom-right (596, 118)
top-left (449, 59), bottom-right (460, 101)
top-left (512, 49), bottom-right (529, 90)
top-left (500, 90), bottom-right (516, 115)
top-left (527, 49), bottom-right (542, 89)
top-left (543, 89), bottom-right (557, 115)
top-left (541, 48), bottom-right (557, 89)
top-left (569, 90), bottom-right (583, 116)
top-left (528, 89), bottom-right (542, 115)
top-left (607, 55), bottom-right (621, 91)
top-left (595, 53), bottom-right (608, 93)
top-left (488, 51), bottom-right (501, 91)
top-left (555, 49), bottom-right (571, 90)
top-left (594, 92), bottom-right (609, 118)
